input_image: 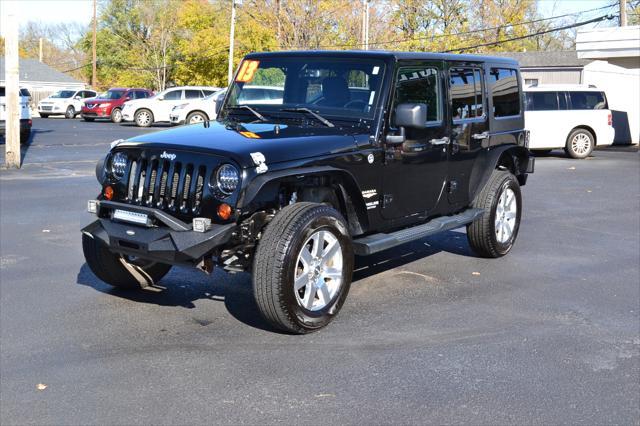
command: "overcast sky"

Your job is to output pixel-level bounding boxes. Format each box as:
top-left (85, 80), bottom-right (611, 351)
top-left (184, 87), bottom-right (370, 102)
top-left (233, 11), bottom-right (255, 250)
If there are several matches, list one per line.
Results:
top-left (0, 0), bottom-right (618, 38)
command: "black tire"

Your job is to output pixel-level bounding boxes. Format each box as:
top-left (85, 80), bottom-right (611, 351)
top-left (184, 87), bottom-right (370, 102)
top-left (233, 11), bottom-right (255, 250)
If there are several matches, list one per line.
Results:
top-left (20, 130), bottom-right (31, 145)
top-left (40, 113), bottom-right (49, 118)
top-left (134, 109), bottom-right (154, 127)
top-left (65, 105), bottom-right (75, 119)
top-left (565, 128), bottom-right (594, 159)
top-left (83, 117), bottom-right (95, 122)
top-left (110, 108), bottom-right (123, 123)
top-left (253, 202), bottom-right (354, 334)
top-left (82, 233), bottom-right (172, 290)
top-left (467, 170), bottom-right (522, 258)
top-left (185, 111), bottom-right (208, 125)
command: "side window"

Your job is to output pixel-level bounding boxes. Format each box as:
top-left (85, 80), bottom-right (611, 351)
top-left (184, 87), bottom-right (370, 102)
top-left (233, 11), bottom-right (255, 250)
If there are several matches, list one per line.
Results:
top-left (449, 67), bottom-right (483, 121)
top-left (139, 91), bottom-right (150, 99)
top-left (88, 91), bottom-right (97, 98)
top-left (569, 91), bottom-right (607, 110)
top-left (202, 90), bottom-right (216, 96)
top-left (558, 92), bottom-right (568, 109)
top-left (163, 90), bottom-right (182, 100)
top-left (394, 66), bottom-right (442, 123)
top-left (185, 89), bottom-right (201, 99)
top-left (489, 68), bottom-right (521, 117)
top-left (526, 91), bottom-right (558, 111)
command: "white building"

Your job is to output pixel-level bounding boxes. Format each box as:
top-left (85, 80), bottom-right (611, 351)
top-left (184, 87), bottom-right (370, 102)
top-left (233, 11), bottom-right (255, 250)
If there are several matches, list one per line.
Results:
top-left (576, 25), bottom-right (640, 145)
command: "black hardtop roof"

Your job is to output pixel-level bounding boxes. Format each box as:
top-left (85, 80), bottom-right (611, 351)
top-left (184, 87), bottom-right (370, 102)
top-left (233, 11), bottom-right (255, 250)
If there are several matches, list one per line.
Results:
top-left (245, 50), bottom-right (520, 65)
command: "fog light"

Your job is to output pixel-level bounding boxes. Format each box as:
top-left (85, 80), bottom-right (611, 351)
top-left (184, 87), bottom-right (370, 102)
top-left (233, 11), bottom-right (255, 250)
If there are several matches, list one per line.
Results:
top-left (87, 200), bottom-right (99, 214)
top-left (103, 185), bottom-right (114, 200)
top-left (193, 217), bottom-right (211, 233)
top-left (217, 203), bottom-right (232, 220)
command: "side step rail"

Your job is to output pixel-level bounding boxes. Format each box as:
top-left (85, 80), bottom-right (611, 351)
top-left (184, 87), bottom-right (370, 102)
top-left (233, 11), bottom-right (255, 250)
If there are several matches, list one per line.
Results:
top-left (353, 208), bottom-right (484, 256)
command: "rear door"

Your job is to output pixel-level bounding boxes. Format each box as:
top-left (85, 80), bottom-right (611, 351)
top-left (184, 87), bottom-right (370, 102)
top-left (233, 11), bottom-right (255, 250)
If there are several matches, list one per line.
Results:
top-left (381, 60), bottom-right (449, 220)
top-left (446, 64), bottom-right (488, 208)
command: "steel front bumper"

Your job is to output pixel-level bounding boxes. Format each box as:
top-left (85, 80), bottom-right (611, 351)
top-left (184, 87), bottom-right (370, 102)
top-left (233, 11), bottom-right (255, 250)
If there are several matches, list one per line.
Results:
top-left (82, 202), bottom-right (235, 265)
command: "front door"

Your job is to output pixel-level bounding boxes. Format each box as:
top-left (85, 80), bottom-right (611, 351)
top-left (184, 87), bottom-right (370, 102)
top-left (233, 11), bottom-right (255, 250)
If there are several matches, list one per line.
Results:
top-left (382, 61), bottom-right (449, 220)
top-left (157, 89), bottom-right (184, 121)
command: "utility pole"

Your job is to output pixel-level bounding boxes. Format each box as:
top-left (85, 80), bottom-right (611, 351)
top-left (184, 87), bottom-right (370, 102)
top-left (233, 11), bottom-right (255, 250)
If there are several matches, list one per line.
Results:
top-left (92, 0), bottom-right (97, 87)
top-left (620, 0), bottom-right (628, 26)
top-left (361, 0), bottom-right (370, 50)
top-left (39, 38), bottom-right (43, 62)
top-left (228, 0), bottom-right (241, 85)
top-left (4, 0), bottom-right (21, 168)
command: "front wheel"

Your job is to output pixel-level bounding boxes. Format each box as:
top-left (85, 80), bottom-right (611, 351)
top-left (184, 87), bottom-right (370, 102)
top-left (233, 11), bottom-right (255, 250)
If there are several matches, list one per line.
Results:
top-left (82, 233), bottom-right (172, 289)
top-left (134, 109), bottom-right (153, 127)
top-left (253, 202), bottom-right (354, 334)
top-left (186, 111), bottom-right (208, 125)
top-left (467, 170), bottom-right (522, 258)
top-left (65, 106), bottom-right (75, 119)
top-left (565, 129), bottom-right (594, 159)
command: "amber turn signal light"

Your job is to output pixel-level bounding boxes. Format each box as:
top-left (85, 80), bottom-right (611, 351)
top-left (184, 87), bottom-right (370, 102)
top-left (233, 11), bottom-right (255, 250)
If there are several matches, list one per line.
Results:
top-left (103, 185), bottom-right (114, 200)
top-left (217, 203), bottom-right (232, 220)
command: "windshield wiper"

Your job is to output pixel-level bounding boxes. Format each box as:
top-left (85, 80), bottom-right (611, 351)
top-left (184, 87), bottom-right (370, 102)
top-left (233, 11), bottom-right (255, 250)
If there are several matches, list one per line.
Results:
top-left (280, 107), bottom-right (335, 128)
top-left (227, 105), bottom-right (267, 122)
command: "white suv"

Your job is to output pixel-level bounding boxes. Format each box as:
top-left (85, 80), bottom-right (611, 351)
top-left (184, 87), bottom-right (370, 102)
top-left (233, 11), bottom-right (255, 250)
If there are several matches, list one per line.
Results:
top-left (0, 85), bottom-right (32, 143)
top-left (169, 89), bottom-right (226, 125)
top-left (38, 89), bottom-right (97, 119)
top-left (524, 85), bottom-right (615, 159)
top-left (121, 86), bottom-right (220, 127)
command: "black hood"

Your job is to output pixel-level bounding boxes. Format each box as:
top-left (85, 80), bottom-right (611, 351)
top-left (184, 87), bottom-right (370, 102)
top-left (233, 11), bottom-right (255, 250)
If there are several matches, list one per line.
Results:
top-left (119, 120), bottom-right (363, 168)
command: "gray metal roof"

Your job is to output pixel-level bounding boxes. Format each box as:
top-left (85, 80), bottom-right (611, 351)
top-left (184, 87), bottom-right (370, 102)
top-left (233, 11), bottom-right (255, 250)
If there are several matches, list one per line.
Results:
top-left (0, 58), bottom-right (83, 84)
top-left (489, 51), bottom-right (591, 68)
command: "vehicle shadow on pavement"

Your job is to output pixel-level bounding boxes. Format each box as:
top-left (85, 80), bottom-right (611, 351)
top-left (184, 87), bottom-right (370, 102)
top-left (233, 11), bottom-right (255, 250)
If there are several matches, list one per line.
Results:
top-left (75, 263), bottom-right (283, 333)
top-left (353, 230), bottom-right (474, 282)
top-left (75, 230), bottom-right (473, 333)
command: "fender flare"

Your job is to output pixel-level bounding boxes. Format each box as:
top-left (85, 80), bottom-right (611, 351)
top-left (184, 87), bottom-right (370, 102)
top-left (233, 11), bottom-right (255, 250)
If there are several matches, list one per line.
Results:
top-left (237, 165), bottom-right (369, 234)
top-left (468, 145), bottom-right (532, 203)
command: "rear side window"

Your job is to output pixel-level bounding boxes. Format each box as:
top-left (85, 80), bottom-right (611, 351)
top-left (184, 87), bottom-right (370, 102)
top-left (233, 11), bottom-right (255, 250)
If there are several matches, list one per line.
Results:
top-left (525, 92), bottom-right (559, 111)
top-left (394, 66), bottom-right (442, 123)
top-left (163, 90), bottom-right (182, 100)
top-left (489, 68), bottom-right (520, 117)
top-left (569, 91), bottom-right (607, 110)
top-left (450, 67), bottom-right (483, 120)
top-left (202, 90), bottom-right (217, 96)
top-left (185, 89), bottom-right (202, 99)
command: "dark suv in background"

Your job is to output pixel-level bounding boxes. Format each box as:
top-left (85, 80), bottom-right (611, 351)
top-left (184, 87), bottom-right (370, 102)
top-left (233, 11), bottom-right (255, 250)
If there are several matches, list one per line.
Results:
top-left (81, 88), bottom-right (154, 123)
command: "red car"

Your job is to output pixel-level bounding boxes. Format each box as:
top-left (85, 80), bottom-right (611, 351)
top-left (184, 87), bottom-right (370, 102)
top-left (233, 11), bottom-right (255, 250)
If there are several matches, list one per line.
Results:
top-left (81, 88), bottom-right (153, 123)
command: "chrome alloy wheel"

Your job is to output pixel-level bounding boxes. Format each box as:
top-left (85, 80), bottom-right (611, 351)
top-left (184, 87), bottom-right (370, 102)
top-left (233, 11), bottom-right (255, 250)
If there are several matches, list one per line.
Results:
top-left (136, 110), bottom-right (151, 126)
top-left (294, 230), bottom-right (343, 311)
top-left (571, 132), bottom-right (592, 156)
top-left (495, 187), bottom-right (517, 244)
top-left (189, 114), bottom-right (205, 124)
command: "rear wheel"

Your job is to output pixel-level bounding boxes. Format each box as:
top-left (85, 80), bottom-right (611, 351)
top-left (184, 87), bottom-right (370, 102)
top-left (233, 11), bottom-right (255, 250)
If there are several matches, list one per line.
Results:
top-left (253, 202), bottom-right (354, 334)
top-left (467, 169), bottom-right (522, 258)
top-left (110, 108), bottom-right (123, 123)
top-left (565, 128), bottom-right (594, 159)
top-left (65, 105), bottom-right (75, 119)
top-left (82, 233), bottom-right (171, 290)
top-left (134, 109), bottom-right (153, 127)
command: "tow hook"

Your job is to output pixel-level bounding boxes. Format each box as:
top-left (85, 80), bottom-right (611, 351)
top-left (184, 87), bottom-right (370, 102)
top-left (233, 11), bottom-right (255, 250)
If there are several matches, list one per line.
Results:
top-left (196, 257), bottom-right (214, 275)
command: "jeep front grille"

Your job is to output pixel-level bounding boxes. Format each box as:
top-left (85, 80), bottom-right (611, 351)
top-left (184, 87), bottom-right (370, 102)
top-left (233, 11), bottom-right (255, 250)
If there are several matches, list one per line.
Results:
top-left (125, 159), bottom-right (207, 216)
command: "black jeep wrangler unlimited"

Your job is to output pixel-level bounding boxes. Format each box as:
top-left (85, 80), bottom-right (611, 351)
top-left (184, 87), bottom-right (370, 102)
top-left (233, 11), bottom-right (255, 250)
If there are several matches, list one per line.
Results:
top-left (82, 51), bottom-right (533, 333)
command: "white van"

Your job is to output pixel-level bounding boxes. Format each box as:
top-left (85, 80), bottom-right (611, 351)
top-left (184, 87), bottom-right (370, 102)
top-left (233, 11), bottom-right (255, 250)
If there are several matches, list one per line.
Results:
top-left (38, 88), bottom-right (97, 119)
top-left (524, 85), bottom-right (614, 159)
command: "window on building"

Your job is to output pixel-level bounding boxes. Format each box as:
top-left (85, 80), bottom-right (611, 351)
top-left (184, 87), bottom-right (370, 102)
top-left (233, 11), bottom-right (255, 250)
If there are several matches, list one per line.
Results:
top-left (525, 78), bottom-right (539, 87)
top-left (489, 68), bottom-right (521, 117)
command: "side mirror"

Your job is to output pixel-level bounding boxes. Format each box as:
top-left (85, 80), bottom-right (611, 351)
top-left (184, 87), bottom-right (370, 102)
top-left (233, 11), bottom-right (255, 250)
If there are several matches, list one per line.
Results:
top-left (157, 95), bottom-right (164, 101)
top-left (124, 96), bottom-right (131, 101)
top-left (74, 96), bottom-right (81, 100)
top-left (386, 103), bottom-right (428, 145)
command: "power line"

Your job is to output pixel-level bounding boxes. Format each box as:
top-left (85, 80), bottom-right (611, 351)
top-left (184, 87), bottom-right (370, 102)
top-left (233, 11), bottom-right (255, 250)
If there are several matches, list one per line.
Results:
top-left (443, 14), bottom-right (616, 53)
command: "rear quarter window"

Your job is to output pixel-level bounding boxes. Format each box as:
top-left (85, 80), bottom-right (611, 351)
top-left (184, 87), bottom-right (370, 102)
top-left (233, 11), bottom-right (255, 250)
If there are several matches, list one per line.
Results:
top-left (525, 92), bottom-right (559, 111)
top-left (489, 68), bottom-right (521, 117)
top-left (569, 91), bottom-right (607, 110)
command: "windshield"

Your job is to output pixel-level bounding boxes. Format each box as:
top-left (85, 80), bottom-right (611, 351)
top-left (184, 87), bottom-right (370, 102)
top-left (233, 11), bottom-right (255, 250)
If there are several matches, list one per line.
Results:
top-left (51, 90), bottom-right (75, 99)
top-left (100, 90), bottom-right (126, 100)
top-left (223, 56), bottom-right (386, 122)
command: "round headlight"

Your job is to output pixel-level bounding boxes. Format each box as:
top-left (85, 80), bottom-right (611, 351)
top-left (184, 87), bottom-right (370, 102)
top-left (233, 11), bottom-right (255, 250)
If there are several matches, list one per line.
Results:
top-left (215, 164), bottom-right (239, 195)
top-left (110, 152), bottom-right (128, 179)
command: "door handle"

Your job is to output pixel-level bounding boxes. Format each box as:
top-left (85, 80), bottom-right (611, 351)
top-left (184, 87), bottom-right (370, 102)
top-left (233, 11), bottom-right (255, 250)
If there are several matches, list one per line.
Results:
top-left (472, 131), bottom-right (490, 140)
top-left (429, 137), bottom-right (449, 146)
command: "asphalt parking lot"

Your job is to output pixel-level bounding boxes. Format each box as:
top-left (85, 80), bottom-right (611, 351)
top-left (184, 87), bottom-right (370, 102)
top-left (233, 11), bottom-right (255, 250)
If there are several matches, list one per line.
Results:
top-left (1, 118), bottom-right (639, 425)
